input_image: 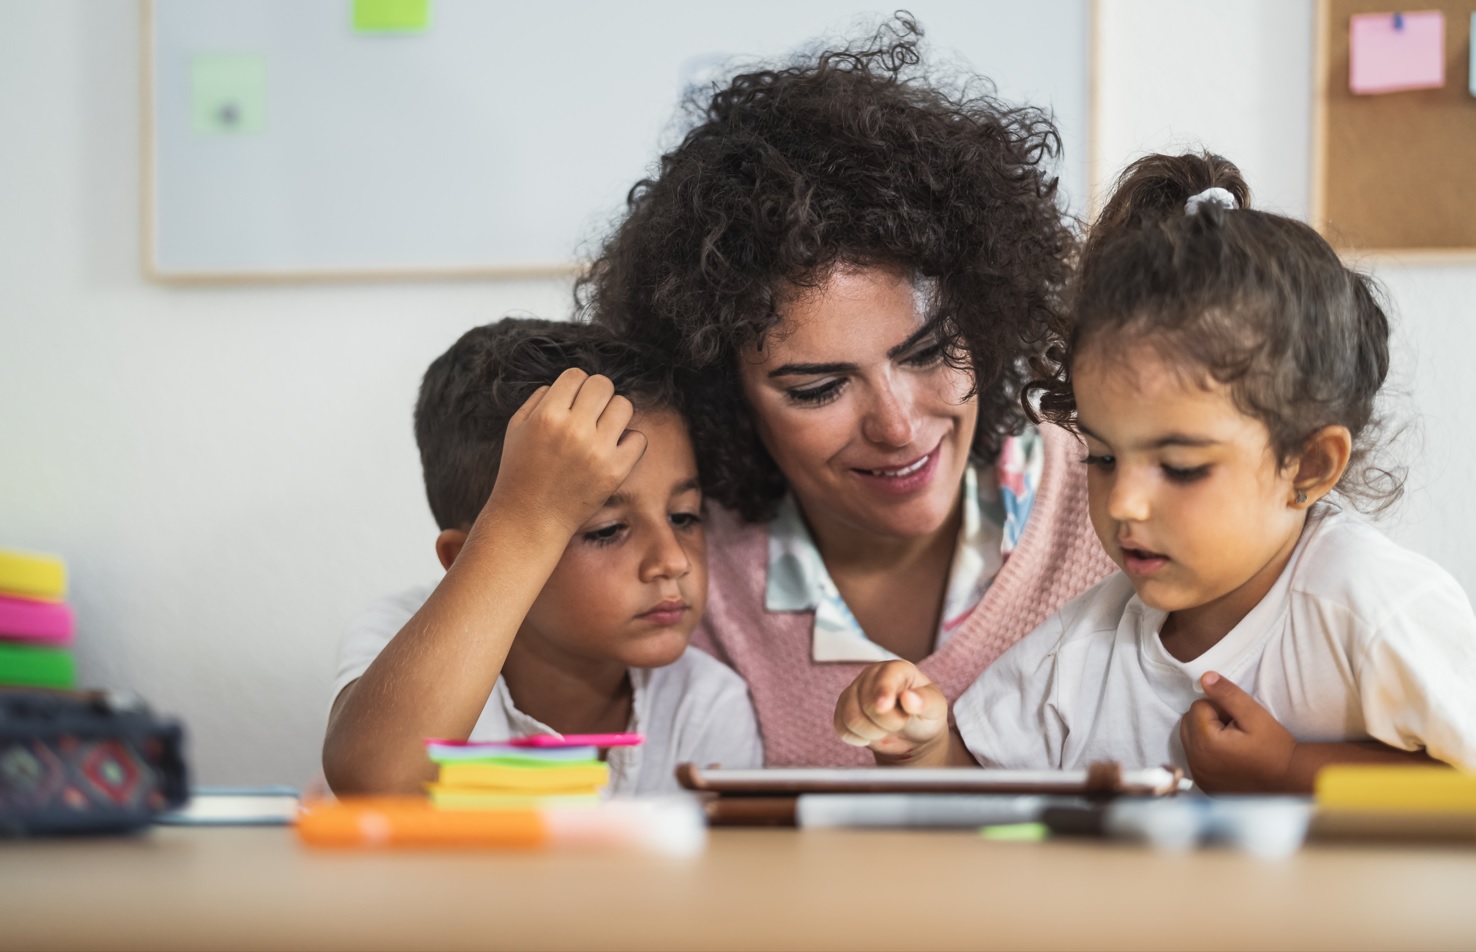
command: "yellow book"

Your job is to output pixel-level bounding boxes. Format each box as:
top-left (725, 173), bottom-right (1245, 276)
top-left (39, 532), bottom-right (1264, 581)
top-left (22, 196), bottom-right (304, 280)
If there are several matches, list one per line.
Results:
top-left (1317, 765), bottom-right (1476, 814)
top-left (426, 787), bottom-right (602, 811)
top-left (0, 548), bottom-right (66, 601)
top-left (437, 762), bottom-right (609, 793)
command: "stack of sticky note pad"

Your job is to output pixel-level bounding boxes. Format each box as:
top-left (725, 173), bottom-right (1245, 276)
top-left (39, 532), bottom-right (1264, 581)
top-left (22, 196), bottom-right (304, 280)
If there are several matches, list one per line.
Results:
top-left (0, 548), bottom-right (75, 690)
top-left (425, 736), bottom-right (639, 810)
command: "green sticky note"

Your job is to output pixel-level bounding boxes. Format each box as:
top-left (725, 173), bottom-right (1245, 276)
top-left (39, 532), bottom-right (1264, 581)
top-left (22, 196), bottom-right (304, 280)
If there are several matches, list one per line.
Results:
top-left (353, 0), bottom-right (430, 33)
top-left (978, 822), bottom-right (1049, 842)
top-left (191, 55), bottom-right (266, 135)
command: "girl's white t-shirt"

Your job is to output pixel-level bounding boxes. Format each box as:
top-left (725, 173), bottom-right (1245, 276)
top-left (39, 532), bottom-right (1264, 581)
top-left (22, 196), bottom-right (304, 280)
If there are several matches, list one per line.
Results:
top-left (955, 506), bottom-right (1476, 774)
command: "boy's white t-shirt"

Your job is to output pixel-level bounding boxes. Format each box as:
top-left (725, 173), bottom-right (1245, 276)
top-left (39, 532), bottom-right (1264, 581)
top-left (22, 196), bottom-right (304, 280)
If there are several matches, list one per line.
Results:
top-left (331, 587), bottom-right (764, 796)
top-left (955, 506), bottom-right (1476, 774)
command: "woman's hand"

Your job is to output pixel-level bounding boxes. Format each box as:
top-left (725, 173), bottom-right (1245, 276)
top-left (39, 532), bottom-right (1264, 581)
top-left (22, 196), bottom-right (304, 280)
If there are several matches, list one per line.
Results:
top-left (834, 660), bottom-right (955, 766)
top-left (488, 368), bottom-right (648, 538)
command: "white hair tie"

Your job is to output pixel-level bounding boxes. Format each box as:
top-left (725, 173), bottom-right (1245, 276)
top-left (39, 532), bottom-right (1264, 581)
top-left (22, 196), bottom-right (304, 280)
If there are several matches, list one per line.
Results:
top-left (1184, 186), bottom-right (1238, 216)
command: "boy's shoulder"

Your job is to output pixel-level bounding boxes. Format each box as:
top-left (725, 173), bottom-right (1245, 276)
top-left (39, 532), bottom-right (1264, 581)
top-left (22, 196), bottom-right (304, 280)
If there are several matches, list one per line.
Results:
top-left (645, 646), bottom-right (749, 701)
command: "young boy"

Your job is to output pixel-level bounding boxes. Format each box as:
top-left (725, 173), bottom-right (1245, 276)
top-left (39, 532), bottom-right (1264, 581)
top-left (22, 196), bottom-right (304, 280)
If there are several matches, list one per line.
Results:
top-left (323, 319), bottom-right (762, 796)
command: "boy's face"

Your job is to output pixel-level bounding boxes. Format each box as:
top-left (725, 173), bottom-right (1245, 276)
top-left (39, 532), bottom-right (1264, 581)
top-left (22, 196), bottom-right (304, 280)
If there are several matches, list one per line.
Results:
top-left (520, 408), bottom-right (708, 669)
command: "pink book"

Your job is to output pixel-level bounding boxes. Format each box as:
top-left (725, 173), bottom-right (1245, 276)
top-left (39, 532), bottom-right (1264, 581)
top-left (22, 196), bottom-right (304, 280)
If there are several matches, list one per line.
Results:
top-left (0, 593), bottom-right (74, 645)
top-left (1349, 10), bottom-right (1446, 95)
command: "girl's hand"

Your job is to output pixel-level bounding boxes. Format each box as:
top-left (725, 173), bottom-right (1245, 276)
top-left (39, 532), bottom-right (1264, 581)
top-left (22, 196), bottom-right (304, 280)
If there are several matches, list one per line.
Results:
top-left (487, 368), bottom-right (648, 538)
top-left (834, 661), bottom-right (951, 765)
top-left (1179, 672), bottom-right (1298, 793)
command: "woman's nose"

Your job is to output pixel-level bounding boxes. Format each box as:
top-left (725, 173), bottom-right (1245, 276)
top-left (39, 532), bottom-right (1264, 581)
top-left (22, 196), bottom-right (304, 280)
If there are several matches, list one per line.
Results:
top-left (860, 380), bottom-right (917, 448)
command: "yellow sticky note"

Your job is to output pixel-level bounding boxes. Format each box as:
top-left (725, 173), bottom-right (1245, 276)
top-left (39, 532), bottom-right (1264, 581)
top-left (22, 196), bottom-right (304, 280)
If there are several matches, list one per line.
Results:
top-left (353, 0), bottom-right (430, 33)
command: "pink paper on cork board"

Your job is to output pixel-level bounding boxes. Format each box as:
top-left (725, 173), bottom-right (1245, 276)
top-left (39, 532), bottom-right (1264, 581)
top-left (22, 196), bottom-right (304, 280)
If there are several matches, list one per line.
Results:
top-left (1348, 10), bottom-right (1446, 95)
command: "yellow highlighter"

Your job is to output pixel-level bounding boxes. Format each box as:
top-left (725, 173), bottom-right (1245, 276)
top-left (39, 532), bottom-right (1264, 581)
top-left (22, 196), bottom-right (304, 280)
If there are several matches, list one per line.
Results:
top-left (1314, 766), bottom-right (1476, 840)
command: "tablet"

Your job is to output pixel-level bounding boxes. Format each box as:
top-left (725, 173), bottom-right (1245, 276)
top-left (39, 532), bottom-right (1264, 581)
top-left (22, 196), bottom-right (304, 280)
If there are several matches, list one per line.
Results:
top-left (677, 763), bottom-right (1188, 797)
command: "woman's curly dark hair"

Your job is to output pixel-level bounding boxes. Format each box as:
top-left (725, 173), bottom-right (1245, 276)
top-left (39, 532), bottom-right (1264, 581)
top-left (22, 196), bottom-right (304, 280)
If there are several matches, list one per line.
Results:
top-left (575, 14), bottom-right (1074, 523)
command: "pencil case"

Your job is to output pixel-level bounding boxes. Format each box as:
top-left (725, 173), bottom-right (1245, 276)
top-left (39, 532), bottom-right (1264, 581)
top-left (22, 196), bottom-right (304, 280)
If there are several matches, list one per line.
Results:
top-left (0, 689), bottom-right (188, 836)
top-left (0, 548), bottom-right (66, 601)
top-left (0, 594), bottom-right (75, 645)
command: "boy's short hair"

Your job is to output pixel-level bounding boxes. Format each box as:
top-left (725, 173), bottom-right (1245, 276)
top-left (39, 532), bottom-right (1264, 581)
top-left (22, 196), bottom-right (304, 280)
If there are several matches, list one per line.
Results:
top-left (415, 318), bottom-right (680, 530)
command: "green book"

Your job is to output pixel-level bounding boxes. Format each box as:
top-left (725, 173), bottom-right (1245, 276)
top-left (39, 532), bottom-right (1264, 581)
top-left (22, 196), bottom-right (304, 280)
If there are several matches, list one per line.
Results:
top-left (0, 642), bottom-right (75, 689)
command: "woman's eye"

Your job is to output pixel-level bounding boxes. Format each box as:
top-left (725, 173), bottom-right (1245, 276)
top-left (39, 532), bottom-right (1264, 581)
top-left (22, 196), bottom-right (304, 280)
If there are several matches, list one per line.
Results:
top-left (904, 342), bottom-right (947, 367)
top-left (1081, 453), bottom-right (1115, 470)
top-left (1163, 464), bottom-right (1210, 483)
top-left (581, 523), bottom-right (626, 546)
top-left (786, 379), bottom-right (844, 406)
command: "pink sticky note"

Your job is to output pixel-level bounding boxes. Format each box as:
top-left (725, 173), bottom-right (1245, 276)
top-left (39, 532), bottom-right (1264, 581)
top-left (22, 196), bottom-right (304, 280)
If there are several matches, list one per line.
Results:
top-left (1349, 11), bottom-right (1446, 95)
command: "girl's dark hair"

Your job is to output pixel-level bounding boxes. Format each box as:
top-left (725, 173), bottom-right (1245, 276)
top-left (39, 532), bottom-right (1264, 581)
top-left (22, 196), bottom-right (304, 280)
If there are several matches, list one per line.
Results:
top-left (576, 14), bottom-right (1073, 522)
top-left (1027, 151), bottom-right (1401, 511)
top-left (415, 318), bottom-right (680, 530)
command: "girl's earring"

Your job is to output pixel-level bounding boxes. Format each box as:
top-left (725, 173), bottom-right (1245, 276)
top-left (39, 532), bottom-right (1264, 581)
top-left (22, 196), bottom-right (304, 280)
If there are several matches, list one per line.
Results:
top-left (1295, 489), bottom-right (1308, 506)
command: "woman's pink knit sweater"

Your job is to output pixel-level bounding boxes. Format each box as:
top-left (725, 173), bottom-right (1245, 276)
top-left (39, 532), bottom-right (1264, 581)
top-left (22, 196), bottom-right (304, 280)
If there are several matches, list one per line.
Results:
top-left (692, 423), bottom-right (1117, 766)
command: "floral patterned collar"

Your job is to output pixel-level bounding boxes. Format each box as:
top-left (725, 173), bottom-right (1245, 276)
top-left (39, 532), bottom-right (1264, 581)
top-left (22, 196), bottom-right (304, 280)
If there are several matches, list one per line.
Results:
top-left (764, 427), bottom-right (1044, 662)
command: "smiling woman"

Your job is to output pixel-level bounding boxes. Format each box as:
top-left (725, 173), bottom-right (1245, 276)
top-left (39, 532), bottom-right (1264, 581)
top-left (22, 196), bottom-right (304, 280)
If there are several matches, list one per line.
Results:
top-left (579, 17), bottom-right (1116, 765)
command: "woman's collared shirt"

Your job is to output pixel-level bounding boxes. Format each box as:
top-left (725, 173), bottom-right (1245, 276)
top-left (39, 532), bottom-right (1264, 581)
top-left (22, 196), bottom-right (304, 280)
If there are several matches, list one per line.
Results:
top-left (764, 427), bottom-right (1045, 663)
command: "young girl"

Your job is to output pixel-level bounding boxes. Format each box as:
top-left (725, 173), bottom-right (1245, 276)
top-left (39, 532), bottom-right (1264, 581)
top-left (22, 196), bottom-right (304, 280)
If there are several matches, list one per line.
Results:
top-left (833, 153), bottom-right (1476, 792)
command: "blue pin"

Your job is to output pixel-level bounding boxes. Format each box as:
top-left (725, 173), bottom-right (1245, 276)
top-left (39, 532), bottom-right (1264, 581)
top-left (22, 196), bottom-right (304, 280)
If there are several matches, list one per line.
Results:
top-left (1393, 12), bottom-right (1404, 30)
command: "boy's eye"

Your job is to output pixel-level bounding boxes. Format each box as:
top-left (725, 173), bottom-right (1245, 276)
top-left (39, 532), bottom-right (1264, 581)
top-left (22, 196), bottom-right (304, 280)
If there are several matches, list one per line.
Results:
top-left (670, 511), bottom-right (704, 530)
top-left (786, 379), bottom-right (844, 406)
top-left (1081, 453), bottom-right (1115, 470)
top-left (1163, 464), bottom-right (1210, 483)
top-left (581, 523), bottom-right (626, 546)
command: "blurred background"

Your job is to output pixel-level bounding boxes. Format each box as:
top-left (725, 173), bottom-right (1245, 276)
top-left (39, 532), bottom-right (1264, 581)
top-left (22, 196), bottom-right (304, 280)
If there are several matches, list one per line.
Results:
top-left (1, 0), bottom-right (1471, 786)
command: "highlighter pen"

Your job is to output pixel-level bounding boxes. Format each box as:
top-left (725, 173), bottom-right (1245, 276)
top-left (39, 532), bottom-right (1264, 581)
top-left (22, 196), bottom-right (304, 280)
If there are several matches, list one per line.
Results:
top-left (297, 796), bottom-right (706, 856)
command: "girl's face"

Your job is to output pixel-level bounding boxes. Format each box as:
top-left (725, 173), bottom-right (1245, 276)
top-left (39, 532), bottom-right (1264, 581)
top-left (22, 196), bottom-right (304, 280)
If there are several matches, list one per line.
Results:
top-left (1072, 342), bottom-right (1306, 638)
top-left (737, 267), bottom-right (978, 544)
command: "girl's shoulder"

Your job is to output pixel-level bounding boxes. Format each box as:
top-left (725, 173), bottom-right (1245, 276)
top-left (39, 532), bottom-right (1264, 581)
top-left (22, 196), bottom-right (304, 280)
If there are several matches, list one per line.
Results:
top-left (1292, 506), bottom-right (1470, 628)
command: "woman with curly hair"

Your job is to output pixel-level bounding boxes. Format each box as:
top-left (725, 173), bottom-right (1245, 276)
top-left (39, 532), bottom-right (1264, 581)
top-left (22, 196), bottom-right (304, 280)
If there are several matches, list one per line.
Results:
top-left (578, 17), bottom-right (1115, 766)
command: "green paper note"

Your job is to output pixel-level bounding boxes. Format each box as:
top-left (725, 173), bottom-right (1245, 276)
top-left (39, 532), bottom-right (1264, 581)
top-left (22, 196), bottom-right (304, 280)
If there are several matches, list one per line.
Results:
top-left (353, 0), bottom-right (430, 33)
top-left (978, 822), bottom-right (1049, 842)
top-left (191, 55), bottom-right (266, 135)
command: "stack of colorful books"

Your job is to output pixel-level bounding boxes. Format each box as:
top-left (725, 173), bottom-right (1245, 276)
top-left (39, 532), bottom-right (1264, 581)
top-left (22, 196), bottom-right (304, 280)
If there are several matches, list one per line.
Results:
top-left (0, 548), bottom-right (75, 690)
top-left (424, 734), bottom-right (643, 810)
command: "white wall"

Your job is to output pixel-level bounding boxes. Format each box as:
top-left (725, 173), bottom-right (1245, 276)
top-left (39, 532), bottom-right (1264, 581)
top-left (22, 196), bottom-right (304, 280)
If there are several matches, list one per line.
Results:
top-left (2, 0), bottom-right (1472, 785)
top-left (0, 1), bottom-right (569, 785)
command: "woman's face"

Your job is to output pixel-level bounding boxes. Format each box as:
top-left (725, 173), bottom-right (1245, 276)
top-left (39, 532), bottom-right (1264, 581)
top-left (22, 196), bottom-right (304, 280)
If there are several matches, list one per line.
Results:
top-left (738, 267), bottom-right (979, 543)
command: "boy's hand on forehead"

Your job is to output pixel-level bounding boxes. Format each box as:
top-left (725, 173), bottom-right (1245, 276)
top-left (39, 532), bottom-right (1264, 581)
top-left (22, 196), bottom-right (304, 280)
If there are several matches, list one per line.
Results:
top-left (491, 367), bottom-right (649, 537)
top-left (1179, 672), bottom-right (1298, 794)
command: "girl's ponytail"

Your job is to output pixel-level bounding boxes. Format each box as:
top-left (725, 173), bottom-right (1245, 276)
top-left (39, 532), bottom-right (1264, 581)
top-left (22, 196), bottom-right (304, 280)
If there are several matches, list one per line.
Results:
top-left (1084, 153), bottom-right (1251, 260)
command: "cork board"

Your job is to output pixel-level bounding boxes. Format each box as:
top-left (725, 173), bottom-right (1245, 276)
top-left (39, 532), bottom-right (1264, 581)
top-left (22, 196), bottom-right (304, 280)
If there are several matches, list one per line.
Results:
top-left (1313, 0), bottom-right (1476, 256)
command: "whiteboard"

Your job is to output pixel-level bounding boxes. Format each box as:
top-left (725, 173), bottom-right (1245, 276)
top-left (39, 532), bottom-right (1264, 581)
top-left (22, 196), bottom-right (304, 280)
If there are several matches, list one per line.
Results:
top-left (143, 0), bottom-right (1090, 281)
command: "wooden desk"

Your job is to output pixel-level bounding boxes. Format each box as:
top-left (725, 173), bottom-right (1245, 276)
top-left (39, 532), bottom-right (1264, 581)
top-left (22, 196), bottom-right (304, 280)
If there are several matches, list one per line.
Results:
top-left (3, 826), bottom-right (1474, 950)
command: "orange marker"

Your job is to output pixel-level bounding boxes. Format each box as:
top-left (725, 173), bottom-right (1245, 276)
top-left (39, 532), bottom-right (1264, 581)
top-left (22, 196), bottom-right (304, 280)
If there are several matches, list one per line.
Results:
top-left (297, 796), bottom-right (705, 855)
